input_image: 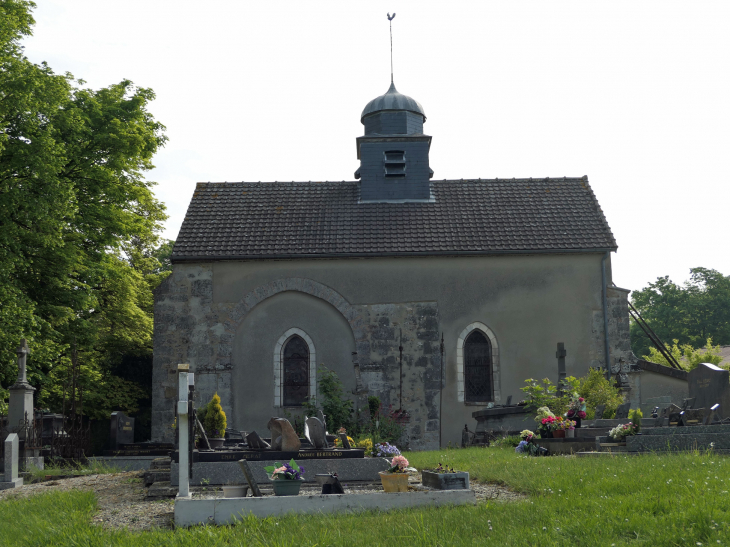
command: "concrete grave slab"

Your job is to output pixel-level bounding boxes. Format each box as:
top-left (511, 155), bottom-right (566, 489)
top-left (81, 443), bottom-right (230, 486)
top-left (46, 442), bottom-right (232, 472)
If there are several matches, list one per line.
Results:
top-left (174, 489), bottom-right (477, 526)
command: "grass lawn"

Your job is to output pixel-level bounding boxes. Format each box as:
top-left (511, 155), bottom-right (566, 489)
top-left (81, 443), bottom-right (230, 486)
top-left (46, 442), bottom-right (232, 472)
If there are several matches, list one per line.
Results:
top-left (1, 447), bottom-right (729, 546)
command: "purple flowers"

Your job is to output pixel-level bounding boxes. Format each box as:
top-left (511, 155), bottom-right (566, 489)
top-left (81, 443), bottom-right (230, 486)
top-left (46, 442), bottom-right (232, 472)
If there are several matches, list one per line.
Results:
top-left (373, 442), bottom-right (401, 458)
top-left (264, 459), bottom-right (305, 480)
top-left (515, 440), bottom-right (530, 453)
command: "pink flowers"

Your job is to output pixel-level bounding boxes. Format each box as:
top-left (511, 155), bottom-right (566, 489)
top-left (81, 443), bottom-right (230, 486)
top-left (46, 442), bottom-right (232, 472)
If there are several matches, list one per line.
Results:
top-left (387, 455), bottom-right (410, 473)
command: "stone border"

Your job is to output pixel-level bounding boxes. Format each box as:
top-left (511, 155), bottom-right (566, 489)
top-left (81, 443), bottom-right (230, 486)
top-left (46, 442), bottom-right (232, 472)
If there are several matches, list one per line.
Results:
top-left (175, 489), bottom-right (477, 526)
top-left (273, 328), bottom-right (317, 408)
top-left (636, 359), bottom-right (688, 380)
top-left (456, 322), bottom-right (500, 403)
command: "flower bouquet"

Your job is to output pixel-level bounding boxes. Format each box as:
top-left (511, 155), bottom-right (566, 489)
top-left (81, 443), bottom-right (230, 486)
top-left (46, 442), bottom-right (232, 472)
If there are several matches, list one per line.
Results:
top-left (515, 430), bottom-right (548, 456)
top-left (535, 407), bottom-right (556, 438)
top-left (380, 455), bottom-right (410, 492)
top-left (566, 395), bottom-right (587, 426)
top-left (608, 422), bottom-right (639, 442)
top-left (372, 442), bottom-right (401, 458)
top-left (263, 459), bottom-right (306, 496)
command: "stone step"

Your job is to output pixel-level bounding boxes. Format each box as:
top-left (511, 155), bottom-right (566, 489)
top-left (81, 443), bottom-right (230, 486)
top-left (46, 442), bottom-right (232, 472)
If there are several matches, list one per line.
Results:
top-left (144, 470), bottom-right (171, 487)
top-left (639, 424), bottom-right (730, 436)
top-left (149, 457), bottom-right (172, 470)
top-left (145, 481), bottom-right (177, 500)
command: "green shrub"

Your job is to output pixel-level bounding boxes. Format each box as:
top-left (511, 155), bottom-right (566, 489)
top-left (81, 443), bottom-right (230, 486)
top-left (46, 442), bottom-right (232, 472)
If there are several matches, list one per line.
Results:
top-left (520, 376), bottom-right (579, 415)
top-left (305, 365), bottom-right (354, 433)
top-left (203, 393), bottom-right (227, 437)
top-left (644, 337), bottom-right (724, 371)
top-left (628, 408), bottom-right (643, 432)
top-left (578, 368), bottom-right (625, 419)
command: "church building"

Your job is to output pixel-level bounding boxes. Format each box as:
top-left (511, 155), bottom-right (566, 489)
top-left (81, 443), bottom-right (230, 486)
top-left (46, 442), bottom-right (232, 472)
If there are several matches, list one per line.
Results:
top-left (151, 79), bottom-right (636, 449)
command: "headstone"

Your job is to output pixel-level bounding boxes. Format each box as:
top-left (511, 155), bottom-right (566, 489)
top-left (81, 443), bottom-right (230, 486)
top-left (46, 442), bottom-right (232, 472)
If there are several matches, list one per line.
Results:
top-left (315, 473), bottom-right (344, 494)
top-left (689, 363), bottom-right (730, 418)
top-left (339, 433), bottom-right (351, 449)
top-left (8, 339), bottom-right (35, 434)
top-left (704, 404), bottom-right (721, 426)
top-left (304, 417), bottom-right (328, 449)
top-left (505, 395), bottom-right (512, 407)
top-left (594, 404), bottom-right (606, 420)
top-left (237, 459), bottom-right (262, 497)
top-left (245, 431), bottom-right (270, 449)
top-left (267, 417), bottom-right (300, 452)
top-left (110, 411), bottom-right (135, 449)
top-left (0, 433), bottom-right (23, 490)
top-left (615, 402), bottom-right (631, 420)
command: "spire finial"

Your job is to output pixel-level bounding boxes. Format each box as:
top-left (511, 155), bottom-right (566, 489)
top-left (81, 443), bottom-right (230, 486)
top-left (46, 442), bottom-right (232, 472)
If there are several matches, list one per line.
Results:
top-left (387, 13), bottom-right (396, 84)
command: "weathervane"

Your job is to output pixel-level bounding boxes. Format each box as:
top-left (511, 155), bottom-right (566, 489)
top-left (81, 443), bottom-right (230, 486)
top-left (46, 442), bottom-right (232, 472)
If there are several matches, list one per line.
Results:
top-left (387, 12), bottom-right (396, 84)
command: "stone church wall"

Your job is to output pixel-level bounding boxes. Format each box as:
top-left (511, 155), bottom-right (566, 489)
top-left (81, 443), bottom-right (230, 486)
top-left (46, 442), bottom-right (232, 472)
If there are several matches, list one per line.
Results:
top-left (152, 254), bottom-right (616, 448)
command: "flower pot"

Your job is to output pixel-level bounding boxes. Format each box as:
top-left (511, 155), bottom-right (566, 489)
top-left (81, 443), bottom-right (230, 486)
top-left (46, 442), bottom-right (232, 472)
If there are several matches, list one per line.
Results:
top-left (379, 472), bottom-right (409, 492)
top-left (422, 470), bottom-right (470, 490)
top-left (575, 418), bottom-right (582, 428)
top-left (566, 429), bottom-right (575, 438)
top-left (553, 430), bottom-right (566, 438)
top-left (272, 479), bottom-right (303, 496)
top-left (208, 438), bottom-right (225, 449)
top-left (222, 485), bottom-right (248, 498)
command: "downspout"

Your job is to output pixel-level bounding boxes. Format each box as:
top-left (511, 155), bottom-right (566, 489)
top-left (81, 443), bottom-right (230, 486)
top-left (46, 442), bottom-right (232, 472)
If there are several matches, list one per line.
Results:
top-left (601, 251), bottom-right (611, 381)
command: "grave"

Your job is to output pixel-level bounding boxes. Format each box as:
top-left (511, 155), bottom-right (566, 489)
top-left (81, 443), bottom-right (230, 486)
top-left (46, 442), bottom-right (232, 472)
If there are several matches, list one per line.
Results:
top-left (688, 363), bottom-right (730, 418)
top-left (110, 411), bottom-right (135, 449)
top-left (0, 433), bottom-right (23, 490)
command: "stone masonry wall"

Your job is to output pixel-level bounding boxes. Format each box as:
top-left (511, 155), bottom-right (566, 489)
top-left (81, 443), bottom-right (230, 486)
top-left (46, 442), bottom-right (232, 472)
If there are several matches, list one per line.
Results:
top-left (153, 268), bottom-right (441, 449)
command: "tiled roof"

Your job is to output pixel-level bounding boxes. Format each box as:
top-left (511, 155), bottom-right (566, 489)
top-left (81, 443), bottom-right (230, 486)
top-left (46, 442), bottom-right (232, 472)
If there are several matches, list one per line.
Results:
top-left (172, 177), bottom-right (617, 261)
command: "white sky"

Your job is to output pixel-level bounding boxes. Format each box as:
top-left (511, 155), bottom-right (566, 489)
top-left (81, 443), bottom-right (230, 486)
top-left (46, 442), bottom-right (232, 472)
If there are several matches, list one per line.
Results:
top-left (22, 1), bottom-right (730, 293)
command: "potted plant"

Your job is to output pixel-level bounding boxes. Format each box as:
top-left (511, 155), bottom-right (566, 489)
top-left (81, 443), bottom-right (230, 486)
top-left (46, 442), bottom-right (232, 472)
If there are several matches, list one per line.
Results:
top-left (379, 455), bottom-right (410, 492)
top-left (203, 393), bottom-right (226, 449)
top-left (534, 407), bottom-right (555, 438)
top-left (566, 395), bottom-right (587, 428)
top-left (222, 481), bottom-right (248, 498)
top-left (422, 462), bottom-right (470, 490)
top-left (263, 458), bottom-right (306, 496)
top-left (564, 419), bottom-right (577, 438)
top-left (607, 422), bottom-right (639, 444)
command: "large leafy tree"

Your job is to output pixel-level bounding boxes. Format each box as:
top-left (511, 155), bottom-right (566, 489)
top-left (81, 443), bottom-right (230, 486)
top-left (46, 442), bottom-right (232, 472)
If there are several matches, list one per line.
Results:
top-left (0, 0), bottom-right (169, 420)
top-left (630, 268), bottom-right (730, 360)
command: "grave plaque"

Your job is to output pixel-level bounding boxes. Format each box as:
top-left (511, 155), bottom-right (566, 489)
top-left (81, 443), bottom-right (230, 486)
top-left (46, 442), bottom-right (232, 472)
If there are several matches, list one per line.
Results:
top-left (110, 411), bottom-right (135, 448)
top-left (594, 404), bottom-right (606, 420)
top-left (688, 363), bottom-right (730, 419)
top-left (615, 402), bottom-right (631, 420)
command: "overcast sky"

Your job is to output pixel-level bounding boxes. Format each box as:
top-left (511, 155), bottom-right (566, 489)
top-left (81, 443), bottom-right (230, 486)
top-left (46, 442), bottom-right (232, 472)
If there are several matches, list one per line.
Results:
top-left (21, 1), bottom-right (730, 293)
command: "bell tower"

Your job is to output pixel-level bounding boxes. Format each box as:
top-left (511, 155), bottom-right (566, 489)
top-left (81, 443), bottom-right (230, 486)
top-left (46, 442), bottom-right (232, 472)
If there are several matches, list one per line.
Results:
top-left (355, 82), bottom-right (433, 202)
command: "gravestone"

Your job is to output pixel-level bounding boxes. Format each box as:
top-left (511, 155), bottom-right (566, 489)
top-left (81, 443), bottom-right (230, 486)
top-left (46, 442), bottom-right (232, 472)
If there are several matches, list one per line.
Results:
top-left (267, 417), bottom-right (300, 452)
top-left (615, 402), bottom-right (631, 420)
top-left (0, 433), bottom-right (23, 490)
top-left (245, 431), bottom-right (270, 449)
top-left (689, 363), bottom-right (730, 419)
top-left (110, 411), bottom-right (135, 448)
top-left (304, 417), bottom-right (327, 449)
top-left (594, 405), bottom-right (606, 420)
top-left (8, 339), bottom-right (35, 435)
top-left (505, 395), bottom-right (512, 407)
top-left (339, 433), bottom-right (351, 449)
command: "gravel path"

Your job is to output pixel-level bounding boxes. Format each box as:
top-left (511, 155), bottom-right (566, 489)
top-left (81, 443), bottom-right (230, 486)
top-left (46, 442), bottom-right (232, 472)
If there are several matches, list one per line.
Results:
top-left (0, 472), bottom-right (524, 532)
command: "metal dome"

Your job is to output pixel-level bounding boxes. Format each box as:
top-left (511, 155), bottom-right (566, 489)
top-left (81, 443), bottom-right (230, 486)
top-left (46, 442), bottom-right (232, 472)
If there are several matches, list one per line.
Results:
top-left (361, 81), bottom-right (426, 122)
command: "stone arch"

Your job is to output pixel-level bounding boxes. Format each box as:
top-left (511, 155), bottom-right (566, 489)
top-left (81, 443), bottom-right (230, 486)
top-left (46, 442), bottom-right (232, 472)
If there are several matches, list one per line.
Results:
top-left (456, 322), bottom-right (500, 404)
top-left (224, 278), bottom-right (360, 339)
top-left (273, 328), bottom-right (317, 407)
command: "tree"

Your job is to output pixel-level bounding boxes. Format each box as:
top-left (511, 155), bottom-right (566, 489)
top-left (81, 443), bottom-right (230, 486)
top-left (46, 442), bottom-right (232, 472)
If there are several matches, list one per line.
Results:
top-left (0, 0), bottom-right (169, 421)
top-left (630, 268), bottom-right (730, 359)
top-left (643, 338), bottom-right (724, 371)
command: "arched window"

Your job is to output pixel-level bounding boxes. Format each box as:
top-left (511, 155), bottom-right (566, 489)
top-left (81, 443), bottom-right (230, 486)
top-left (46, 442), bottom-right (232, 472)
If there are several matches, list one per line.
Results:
top-left (282, 335), bottom-right (309, 406)
top-left (464, 331), bottom-right (493, 402)
top-left (456, 322), bottom-right (500, 404)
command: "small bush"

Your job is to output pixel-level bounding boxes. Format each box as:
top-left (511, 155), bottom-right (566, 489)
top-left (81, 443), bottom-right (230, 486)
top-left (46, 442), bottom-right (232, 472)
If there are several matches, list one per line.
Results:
top-left (578, 368), bottom-right (625, 419)
top-left (203, 393), bottom-right (227, 437)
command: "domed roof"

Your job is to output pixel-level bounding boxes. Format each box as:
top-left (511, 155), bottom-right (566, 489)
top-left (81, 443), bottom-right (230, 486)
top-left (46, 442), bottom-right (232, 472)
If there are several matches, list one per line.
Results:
top-left (361, 81), bottom-right (426, 122)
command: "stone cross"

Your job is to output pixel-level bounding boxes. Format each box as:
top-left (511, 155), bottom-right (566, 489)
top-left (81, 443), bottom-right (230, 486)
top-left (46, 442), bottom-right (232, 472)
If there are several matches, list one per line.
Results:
top-left (556, 343), bottom-right (567, 396)
top-left (15, 339), bottom-right (30, 386)
top-left (0, 433), bottom-right (23, 490)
